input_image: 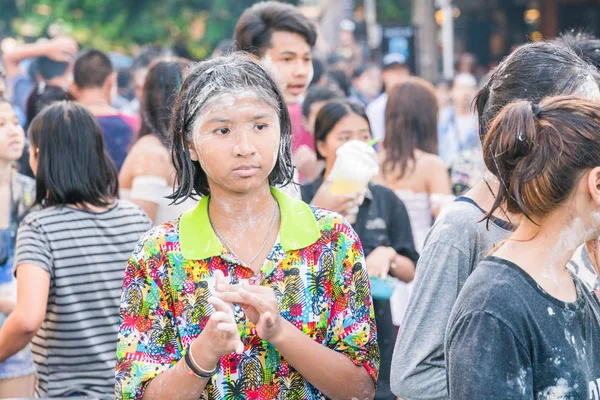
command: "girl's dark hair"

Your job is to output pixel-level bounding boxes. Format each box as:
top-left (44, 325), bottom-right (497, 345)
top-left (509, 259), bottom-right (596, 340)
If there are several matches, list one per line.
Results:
top-left (25, 85), bottom-right (73, 130)
top-left (138, 58), bottom-right (190, 142)
top-left (383, 77), bottom-right (438, 179)
top-left (29, 101), bottom-right (118, 208)
top-left (314, 100), bottom-right (370, 160)
top-left (484, 95), bottom-right (600, 224)
top-left (560, 30), bottom-right (600, 71)
top-left (475, 40), bottom-right (600, 149)
top-left (168, 54), bottom-right (294, 200)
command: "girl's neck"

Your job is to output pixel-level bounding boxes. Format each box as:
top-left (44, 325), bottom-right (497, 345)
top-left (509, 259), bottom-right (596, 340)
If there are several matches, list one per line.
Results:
top-left (0, 161), bottom-right (13, 188)
top-left (209, 184), bottom-right (276, 227)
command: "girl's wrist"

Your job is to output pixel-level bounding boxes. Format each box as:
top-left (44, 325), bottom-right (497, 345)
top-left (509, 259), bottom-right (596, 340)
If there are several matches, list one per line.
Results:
top-left (191, 333), bottom-right (221, 371)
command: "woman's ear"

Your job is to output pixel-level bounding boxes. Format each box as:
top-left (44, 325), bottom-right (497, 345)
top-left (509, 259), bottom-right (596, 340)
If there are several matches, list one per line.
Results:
top-left (189, 142), bottom-right (199, 162)
top-left (315, 140), bottom-right (327, 160)
top-left (587, 166), bottom-right (600, 206)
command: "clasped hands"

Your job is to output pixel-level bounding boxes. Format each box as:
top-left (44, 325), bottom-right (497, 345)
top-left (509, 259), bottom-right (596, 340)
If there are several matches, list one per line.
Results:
top-left (198, 270), bottom-right (283, 361)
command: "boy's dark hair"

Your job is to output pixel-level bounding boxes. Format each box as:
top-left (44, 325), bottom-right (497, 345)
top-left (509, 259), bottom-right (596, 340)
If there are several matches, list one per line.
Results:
top-left (475, 40), bottom-right (600, 146)
top-left (234, 1), bottom-right (317, 58)
top-left (36, 56), bottom-right (69, 81)
top-left (28, 101), bottom-right (118, 208)
top-left (168, 54), bottom-right (294, 200)
top-left (560, 30), bottom-right (600, 71)
top-left (138, 58), bottom-right (190, 142)
top-left (302, 86), bottom-right (339, 119)
top-left (314, 100), bottom-right (370, 160)
top-left (352, 64), bottom-right (378, 80)
top-left (25, 85), bottom-right (73, 130)
top-left (74, 49), bottom-right (113, 89)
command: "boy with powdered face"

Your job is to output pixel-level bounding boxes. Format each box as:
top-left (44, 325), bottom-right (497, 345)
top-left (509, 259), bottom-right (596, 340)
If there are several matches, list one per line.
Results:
top-left (234, 1), bottom-right (320, 182)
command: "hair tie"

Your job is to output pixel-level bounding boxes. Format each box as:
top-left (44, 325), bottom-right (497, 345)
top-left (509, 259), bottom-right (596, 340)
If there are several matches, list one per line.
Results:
top-left (532, 103), bottom-right (542, 118)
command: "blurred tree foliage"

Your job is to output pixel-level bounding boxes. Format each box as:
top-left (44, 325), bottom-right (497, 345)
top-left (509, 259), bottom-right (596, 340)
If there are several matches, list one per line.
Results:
top-left (5, 0), bottom-right (298, 58)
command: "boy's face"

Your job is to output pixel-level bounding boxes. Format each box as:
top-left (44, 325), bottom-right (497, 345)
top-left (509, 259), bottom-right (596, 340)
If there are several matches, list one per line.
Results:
top-left (261, 31), bottom-right (313, 105)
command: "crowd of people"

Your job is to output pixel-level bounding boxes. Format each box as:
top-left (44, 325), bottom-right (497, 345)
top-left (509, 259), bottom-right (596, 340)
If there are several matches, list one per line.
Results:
top-left (1, 1), bottom-right (600, 399)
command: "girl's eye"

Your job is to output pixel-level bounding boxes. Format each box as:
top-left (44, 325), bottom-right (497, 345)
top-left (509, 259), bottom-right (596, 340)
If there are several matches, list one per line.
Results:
top-left (215, 127), bottom-right (230, 135)
top-left (255, 123), bottom-right (267, 131)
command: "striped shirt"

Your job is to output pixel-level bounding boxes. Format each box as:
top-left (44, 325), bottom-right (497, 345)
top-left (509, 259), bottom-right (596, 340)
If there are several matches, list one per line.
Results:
top-left (15, 200), bottom-right (152, 399)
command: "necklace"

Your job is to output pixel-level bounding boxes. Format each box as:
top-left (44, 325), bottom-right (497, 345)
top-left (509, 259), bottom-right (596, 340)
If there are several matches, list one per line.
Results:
top-left (208, 197), bottom-right (279, 267)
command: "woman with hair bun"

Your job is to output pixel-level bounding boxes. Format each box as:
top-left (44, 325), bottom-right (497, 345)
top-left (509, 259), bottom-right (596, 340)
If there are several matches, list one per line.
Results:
top-left (446, 96), bottom-right (600, 399)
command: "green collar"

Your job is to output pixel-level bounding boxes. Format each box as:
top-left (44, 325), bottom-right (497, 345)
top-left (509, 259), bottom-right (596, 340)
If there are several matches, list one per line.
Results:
top-left (179, 187), bottom-right (321, 260)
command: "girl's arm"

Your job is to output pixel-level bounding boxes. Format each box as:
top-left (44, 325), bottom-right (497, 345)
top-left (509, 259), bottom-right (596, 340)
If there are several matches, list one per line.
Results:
top-left (0, 264), bottom-right (49, 362)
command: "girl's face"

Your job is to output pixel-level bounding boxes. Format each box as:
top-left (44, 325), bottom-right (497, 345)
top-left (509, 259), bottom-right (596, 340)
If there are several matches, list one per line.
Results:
top-left (317, 112), bottom-right (372, 170)
top-left (0, 102), bottom-right (25, 163)
top-left (189, 95), bottom-right (281, 195)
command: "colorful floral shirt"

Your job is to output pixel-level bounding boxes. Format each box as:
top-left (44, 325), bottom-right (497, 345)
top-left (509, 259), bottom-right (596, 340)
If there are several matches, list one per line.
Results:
top-left (115, 188), bottom-right (379, 399)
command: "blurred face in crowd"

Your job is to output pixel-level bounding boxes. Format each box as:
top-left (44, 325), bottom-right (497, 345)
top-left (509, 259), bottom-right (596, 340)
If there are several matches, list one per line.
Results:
top-left (452, 79), bottom-right (477, 112)
top-left (317, 112), bottom-right (371, 171)
top-left (188, 95), bottom-right (281, 195)
top-left (382, 65), bottom-right (410, 93)
top-left (353, 67), bottom-right (382, 99)
top-left (260, 31), bottom-right (314, 105)
top-left (0, 101), bottom-right (25, 163)
top-left (436, 81), bottom-right (452, 109)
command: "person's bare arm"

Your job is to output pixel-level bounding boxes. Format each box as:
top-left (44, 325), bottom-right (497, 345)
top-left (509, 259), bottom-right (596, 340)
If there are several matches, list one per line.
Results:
top-left (0, 264), bottom-right (49, 362)
top-left (426, 156), bottom-right (453, 218)
top-left (2, 37), bottom-right (78, 80)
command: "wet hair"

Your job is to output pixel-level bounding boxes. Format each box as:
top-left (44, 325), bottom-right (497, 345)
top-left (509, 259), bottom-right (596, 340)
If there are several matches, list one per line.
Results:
top-left (168, 53), bottom-right (293, 200)
top-left (475, 40), bottom-right (600, 144)
top-left (383, 77), bottom-right (438, 179)
top-left (25, 85), bottom-right (73, 130)
top-left (36, 56), bottom-right (69, 81)
top-left (560, 30), bottom-right (600, 71)
top-left (302, 86), bottom-right (339, 119)
top-left (74, 49), bottom-right (113, 89)
top-left (138, 58), bottom-right (190, 142)
top-left (234, 1), bottom-right (317, 58)
top-left (314, 100), bottom-right (370, 160)
top-left (484, 96), bottom-right (600, 224)
top-left (28, 101), bottom-right (118, 208)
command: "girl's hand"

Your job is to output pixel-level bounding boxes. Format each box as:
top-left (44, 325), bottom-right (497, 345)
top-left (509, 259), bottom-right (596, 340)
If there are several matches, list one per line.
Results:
top-left (365, 246), bottom-right (395, 278)
top-left (216, 282), bottom-right (282, 344)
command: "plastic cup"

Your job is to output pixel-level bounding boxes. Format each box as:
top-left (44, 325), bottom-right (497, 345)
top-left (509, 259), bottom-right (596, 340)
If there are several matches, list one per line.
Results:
top-left (328, 140), bottom-right (379, 196)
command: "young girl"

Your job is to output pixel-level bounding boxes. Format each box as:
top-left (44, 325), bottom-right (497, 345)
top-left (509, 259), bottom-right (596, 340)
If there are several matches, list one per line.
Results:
top-left (115, 54), bottom-right (378, 400)
top-left (119, 58), bottom-right (197, 224)
top-left (301, 99), bottom-right (417, 400)
top-left (378, 77), bottom-right (453, 251)
top-left (0, 101), bottom-right (152, 398)
top-left (446, 96), bottom-right (600, 398)
top-left (0, 99), bottom-right (35, 397)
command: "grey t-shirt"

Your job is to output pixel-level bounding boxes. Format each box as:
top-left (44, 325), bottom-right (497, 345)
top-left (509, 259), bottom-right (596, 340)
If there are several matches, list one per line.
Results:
top-left (390, 197), bottom-right (512, 400)
top-left (15, 201), bottom-right (152, 399)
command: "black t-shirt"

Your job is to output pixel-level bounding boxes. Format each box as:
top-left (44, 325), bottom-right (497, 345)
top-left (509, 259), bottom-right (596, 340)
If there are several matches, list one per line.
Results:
top-left (446, 256), bottom-right (600, 400)
top-left (301, 178), bottom-right (418, 400)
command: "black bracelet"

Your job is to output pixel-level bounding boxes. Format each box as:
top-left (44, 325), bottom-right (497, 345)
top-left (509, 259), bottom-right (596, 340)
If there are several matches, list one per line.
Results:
top-left (184, 346), bottom-right (219, 378)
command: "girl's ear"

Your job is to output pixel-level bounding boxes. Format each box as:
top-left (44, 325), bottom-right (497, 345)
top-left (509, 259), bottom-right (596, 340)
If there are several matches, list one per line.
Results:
top-left (587, 166), bottom-right (600, 207)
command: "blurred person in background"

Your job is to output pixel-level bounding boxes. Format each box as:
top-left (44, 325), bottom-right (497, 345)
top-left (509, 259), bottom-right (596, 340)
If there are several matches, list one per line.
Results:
top-left (350, 64), bottom-right (382, 107)
top-left (376, 78), bottom-right (453, 330)
top-left (367, 53), bottom-right (411, 142)
top-left (434, 78), bottom-right (453, 111)
top-left (336, 19), bottom-right (363, 77)
top-left (437, 73), bottom-right (479, 166)
top-left (71, 49), bottom-right (137, 171)
top-left (2, 36), bottom-right (77, 119)
top-left (301, 86), bottom-right (339, 137)
top-left (235, 1), bottom-right (319, 183)
top-left (0, 101), bottom-right (151, 398)
top-left (119, 58), bottom-right (197, 225)
top-left (302, 99), bottom-right (417, 400)
top-left (321, 69), bottom-right (351, 98)
top-left (0, 98), bottom-right (35, 398)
